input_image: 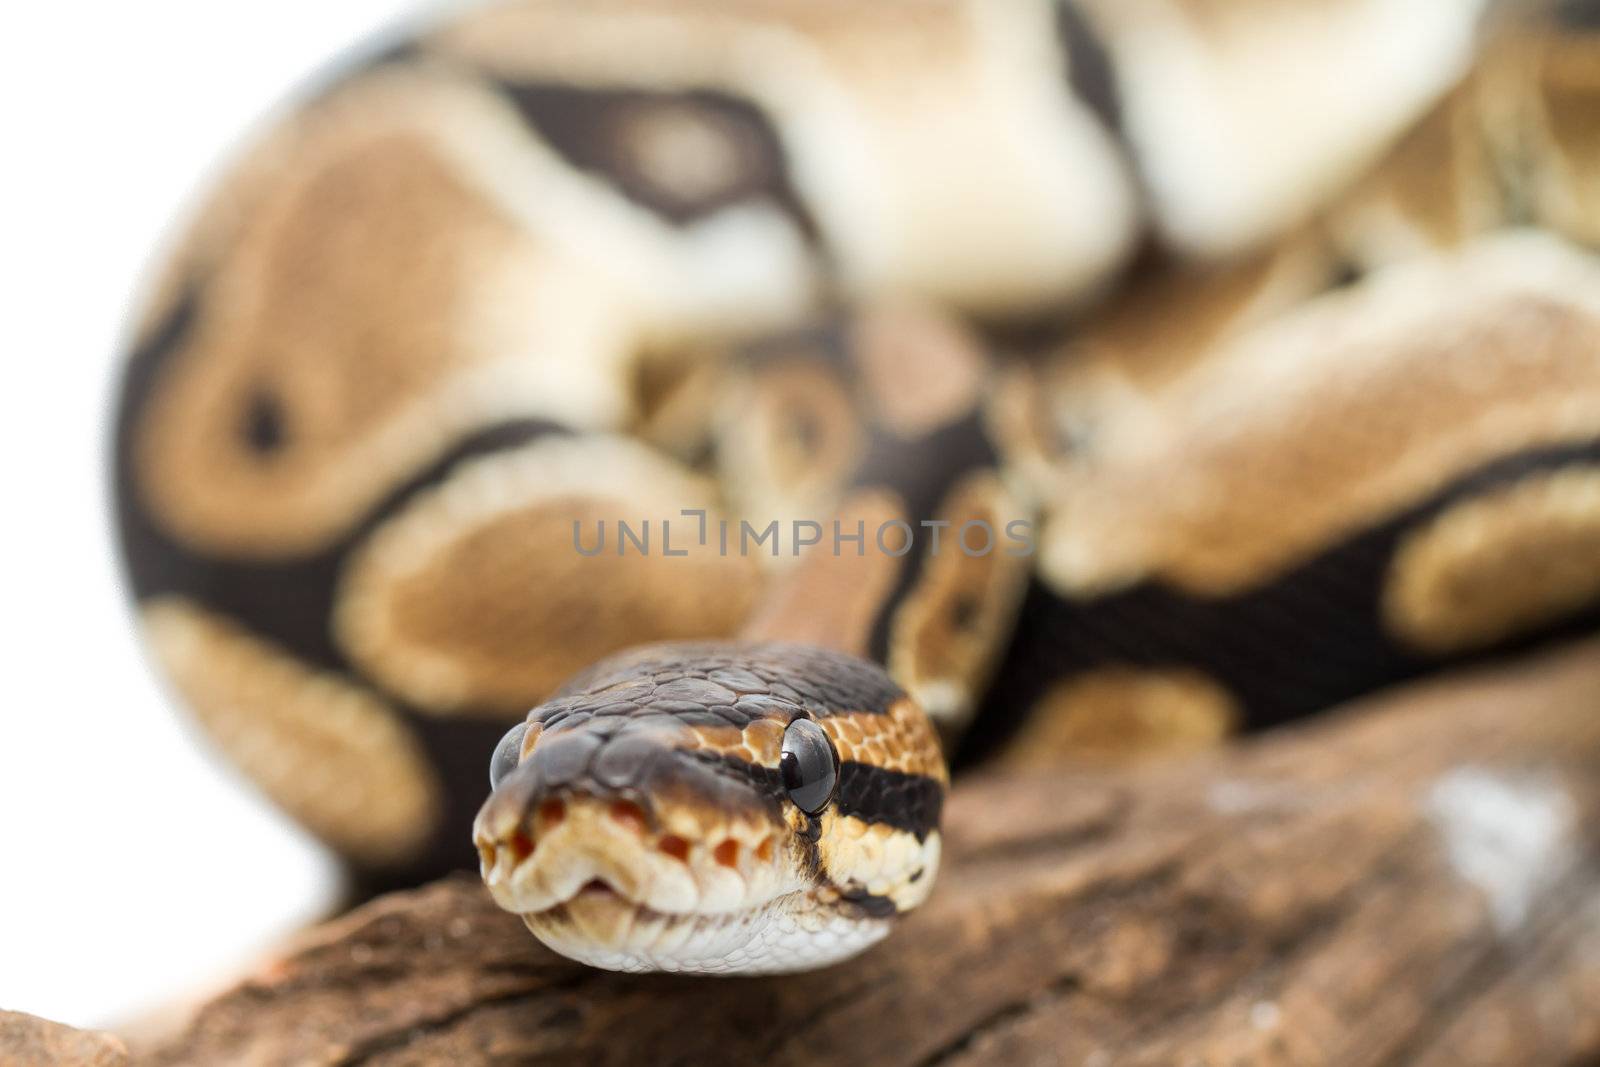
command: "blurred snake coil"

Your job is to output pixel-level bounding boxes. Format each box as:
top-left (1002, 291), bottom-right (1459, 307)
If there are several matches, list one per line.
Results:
top-left (114, 0), bottom-right (1600, 973)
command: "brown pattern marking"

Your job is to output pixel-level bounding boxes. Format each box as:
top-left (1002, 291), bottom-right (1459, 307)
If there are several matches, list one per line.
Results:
top-left (143, 598), bottom-right (441, 867)
top-left (1052, 234), bottom-right (1334, 398)
top-left (1384, 465), bottom-right (1600, 654)
top-left (821, 698), bottom-right (948, 785)
top-left (997, 667), bottom-right (1240, 769)
top-left (336, 438), bottom-right (764, 717)
top-left (134, 69), bottom-right (626, 558)
top-left (992, 236), bottom-right (1332, 497)
top-left (718, 355), bottom-right (865, 530)
top-left (131, 73), bottom-right (569, 559)
top-left (739, 489), bottom-right (908, 657)
top-left (679, 719), bottom-right (787, 768)
top-left (888, 472), bottom-right (1032, 729)
top-left (1037, 241), bottom-right (1600, 598)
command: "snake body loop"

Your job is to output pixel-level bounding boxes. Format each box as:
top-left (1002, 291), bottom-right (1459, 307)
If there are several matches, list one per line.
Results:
top-left (114, 1), bottom-right (1600, 971)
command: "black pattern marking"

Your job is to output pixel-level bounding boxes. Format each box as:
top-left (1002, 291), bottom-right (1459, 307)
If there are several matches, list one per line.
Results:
top-left (497, 81), bottom-right (819, 241)
top-left (837, 887), bottom-right (899, 919)
top-left (859, 410), bottom-right (1004, 665)
top-left (241, 387), bottom-right (287, 454)
top-left (1054, 1), bottom-right (1123, 135)
top-left (963, 438), bottom-right (1600, 766)
top-left (120, 415), bottom-right (569, 673)
top-left (111, 285), bottom-right (574, 888)
top-left (833, 761), bottom-right (944, 841)
top-left (1555, 0), bottom-right (1600, 31)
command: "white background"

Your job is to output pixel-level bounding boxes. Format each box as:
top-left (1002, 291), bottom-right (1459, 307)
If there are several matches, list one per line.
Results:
top-left (0, 0), bottom-right (459, 1029)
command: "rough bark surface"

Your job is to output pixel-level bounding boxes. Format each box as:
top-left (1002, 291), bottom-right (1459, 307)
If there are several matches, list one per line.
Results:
top-left (0, 1011), bottom-right (129, 1067)
top-left (146, 639), bottom-right (1600, 1066)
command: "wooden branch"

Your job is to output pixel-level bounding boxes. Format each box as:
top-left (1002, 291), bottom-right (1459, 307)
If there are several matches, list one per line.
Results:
top-left (0, 1012), bottom-right (128, 1067)
top-left (144, 639), bottom-right (1600, 1066)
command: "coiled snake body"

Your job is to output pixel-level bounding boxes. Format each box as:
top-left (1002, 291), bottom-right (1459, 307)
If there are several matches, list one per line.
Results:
top-left (114, 0), bottom-right (1600, 973)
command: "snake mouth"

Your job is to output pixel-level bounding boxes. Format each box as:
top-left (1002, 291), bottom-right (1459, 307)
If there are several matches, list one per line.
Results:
top-left (522, 874), bottom-right (790, 926)
top-left (516, 876), bottom-right (827, 975)
top-left (523, 873), bottom-right (798, 922)
top-left (475, 787), bottom-right (828, 972)
top-left (522, 876), bottom-right (642, 928)
top-left (529, 876), bottom-right (679, 926)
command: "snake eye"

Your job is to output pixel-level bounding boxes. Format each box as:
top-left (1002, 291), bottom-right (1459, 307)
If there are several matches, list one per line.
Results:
top-left (780, 718), bottom-right (838, 814)
top-left (490, 722), bottom-right (530, 790)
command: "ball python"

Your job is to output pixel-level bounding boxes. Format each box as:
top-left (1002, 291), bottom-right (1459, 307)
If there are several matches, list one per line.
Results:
top-left (113, 0), bottom-right (1600, 974)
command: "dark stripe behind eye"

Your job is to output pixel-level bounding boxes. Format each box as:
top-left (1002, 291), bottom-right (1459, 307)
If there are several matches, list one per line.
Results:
top-left (833, 761), bottom-right (944, 840)
top-left (685, 749), bottom-right (785, 796)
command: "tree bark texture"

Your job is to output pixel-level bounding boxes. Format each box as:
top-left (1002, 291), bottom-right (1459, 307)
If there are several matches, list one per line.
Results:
top-left (144, 638), bottom-right (1600, 1066)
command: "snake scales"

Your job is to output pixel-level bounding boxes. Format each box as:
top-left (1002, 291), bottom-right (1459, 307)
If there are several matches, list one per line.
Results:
top-left (114, 0), bottom-right (1600, 973)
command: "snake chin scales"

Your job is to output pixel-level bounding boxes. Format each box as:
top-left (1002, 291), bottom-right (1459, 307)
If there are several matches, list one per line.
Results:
top-left (474, 641), bottom-right (947, 974)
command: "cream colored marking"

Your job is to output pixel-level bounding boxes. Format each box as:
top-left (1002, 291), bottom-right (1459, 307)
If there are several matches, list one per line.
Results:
top-left (1385, 466), bottom-right (1600, 654)
top-left (1079, 0), bottom-right (1490, 253)
top-left (143, 598), bottom-right (441, 867)
top-left (426, 0), bottom-right (1137, 313)
top-left (616, 100), bottom-right (755, 205)
top-left (479, 793), bottom-right (788, 920)
top-left (816, 817), bottom-right (941, 912)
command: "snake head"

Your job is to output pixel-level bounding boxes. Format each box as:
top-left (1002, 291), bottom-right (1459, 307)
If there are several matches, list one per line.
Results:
top-left (473, 640), bottom-right (947, 974)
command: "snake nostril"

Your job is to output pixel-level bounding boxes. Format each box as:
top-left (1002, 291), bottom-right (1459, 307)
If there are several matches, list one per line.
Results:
top-left (609, 800), bottom-right (647, 834)
top-left (713, 840), bottom-right (740, 869)
top-left (658, 835), bottom-right (691, 863)
top-left (538, 799), bottom-right (566, 829)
